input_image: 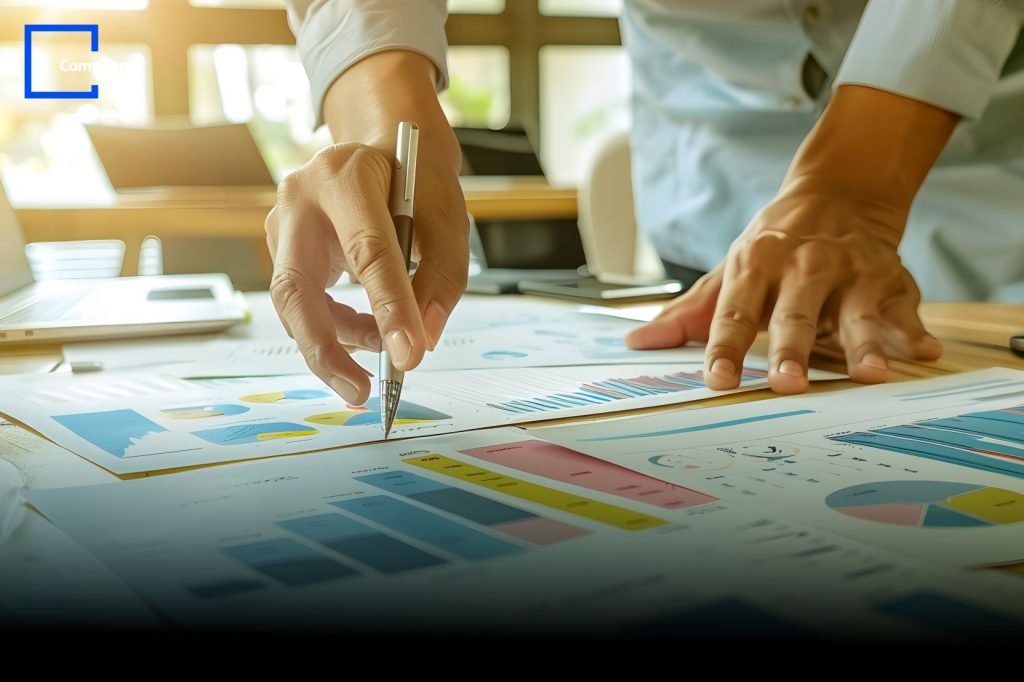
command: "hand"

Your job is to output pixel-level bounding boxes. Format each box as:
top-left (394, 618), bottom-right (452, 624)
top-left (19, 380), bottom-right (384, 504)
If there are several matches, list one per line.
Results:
top-left (626, 85), bottom-right (957, 393)
top-left (626, 189), bottom-right (943, 393)
top-left (266, 52), bottom-right (469, 404)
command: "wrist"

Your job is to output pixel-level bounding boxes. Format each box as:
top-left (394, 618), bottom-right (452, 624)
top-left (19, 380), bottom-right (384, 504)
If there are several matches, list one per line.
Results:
top-left (784, 84), bottom-right (958, 211)
top-left (323, 51), bottom-right (460, 172)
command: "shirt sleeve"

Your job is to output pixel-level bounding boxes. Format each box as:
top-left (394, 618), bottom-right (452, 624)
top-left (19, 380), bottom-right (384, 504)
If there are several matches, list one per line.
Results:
top-left (285, 0), bottom-right (449, 127)
top-left (834, 0), bottom-right (1024, 119)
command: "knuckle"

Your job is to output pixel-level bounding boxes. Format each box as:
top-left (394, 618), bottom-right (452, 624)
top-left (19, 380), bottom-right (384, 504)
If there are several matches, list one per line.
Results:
top-left (793, 242), bottom-right (837, 281)
top-left (264, 205), bottom-right (279, 238)
top-left (276, 171), bottom-right (304, 201)
top-left (772, 310), bottom-right (817, 334)
top-left (269, 266), bottom-right (313, 312)
top-left (300, 341), bottom-right (335, 372)
top-left (706, 342), bottom-right (744, 359)
top-left (345, 229), bottom-right (392, 277)
top-left (714, 307), bottom-right (758, 331)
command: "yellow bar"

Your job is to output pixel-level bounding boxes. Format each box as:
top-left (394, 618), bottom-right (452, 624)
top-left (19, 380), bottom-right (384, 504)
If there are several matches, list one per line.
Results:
top-left (407, 454), bottom-right (667, 531)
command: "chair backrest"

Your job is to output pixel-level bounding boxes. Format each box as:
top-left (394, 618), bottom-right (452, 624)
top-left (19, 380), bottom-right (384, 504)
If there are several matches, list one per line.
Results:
top-left (577, 131), bottom-right (664, 279)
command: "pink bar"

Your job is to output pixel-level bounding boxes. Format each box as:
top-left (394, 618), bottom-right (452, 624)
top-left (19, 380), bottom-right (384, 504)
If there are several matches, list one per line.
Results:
top-left (493, 516), bottom-right (591, 545)
top-left (460, 439), bottom-right (717, 510)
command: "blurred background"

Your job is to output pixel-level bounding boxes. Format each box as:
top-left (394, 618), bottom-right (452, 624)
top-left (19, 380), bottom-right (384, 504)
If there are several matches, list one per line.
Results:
top-left (2, 0), bottom-right (638, 288)
top-left (0, 0), bottom-right (629, 205)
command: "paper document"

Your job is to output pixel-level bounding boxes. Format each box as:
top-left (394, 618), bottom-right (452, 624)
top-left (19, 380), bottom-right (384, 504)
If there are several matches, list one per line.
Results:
top-left (179, 313), bottom-right (707, 379)
top-left (28, 427), bottom-right (1024, 635)
top-left (0, 361), bottom-right (826, 475)
top-left (530, 368), bottom-right (1024, 568)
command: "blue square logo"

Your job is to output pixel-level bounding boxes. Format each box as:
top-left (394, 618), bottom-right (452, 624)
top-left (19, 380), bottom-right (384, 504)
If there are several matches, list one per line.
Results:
top-left (24, 24), bottom-right (100, 100)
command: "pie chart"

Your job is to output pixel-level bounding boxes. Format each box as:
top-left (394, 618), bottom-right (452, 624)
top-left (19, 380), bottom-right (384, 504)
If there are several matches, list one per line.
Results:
top-left (825, 481), bottom-right (1024, 528)
top-left (240, 389), bottom-right (332, 403)
top-left (306, 398), bottom-right (451, 426)
top-left (482, 350), bottom-right (530, 360)
top-left (158, 404), bottom-right (250, 419)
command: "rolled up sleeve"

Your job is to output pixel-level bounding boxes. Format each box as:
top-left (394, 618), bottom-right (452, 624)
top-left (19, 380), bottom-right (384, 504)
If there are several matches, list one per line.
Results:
top-left (286, 0), bottom-right (449, 126)
top-left (834, 0), bottom-right (1024, 119)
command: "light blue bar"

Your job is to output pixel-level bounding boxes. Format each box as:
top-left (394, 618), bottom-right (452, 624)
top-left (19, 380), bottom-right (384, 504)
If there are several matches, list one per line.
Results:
top-left (579, 409), bottom-right (817, 442)
top-left (835, 432), bottom-right (1024, 479)
top-left (356, 471), bottom-right (448, 495)
top-left (880, 424), bottom-right (1024, 458)
top-left (332, 495), bottom-right (523, 561)
top-left (578, 388), bottom-right (615, 402)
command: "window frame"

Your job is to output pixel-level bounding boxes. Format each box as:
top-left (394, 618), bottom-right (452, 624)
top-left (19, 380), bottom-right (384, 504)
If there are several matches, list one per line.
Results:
top-left (0, 0), bottom-right (621, 142)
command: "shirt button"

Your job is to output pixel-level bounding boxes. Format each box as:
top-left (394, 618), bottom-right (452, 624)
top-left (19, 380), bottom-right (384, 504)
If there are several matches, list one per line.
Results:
top-left (803, 4), bottom-right (820, 25)
top-left (786, 95), bottom-right (803, 109)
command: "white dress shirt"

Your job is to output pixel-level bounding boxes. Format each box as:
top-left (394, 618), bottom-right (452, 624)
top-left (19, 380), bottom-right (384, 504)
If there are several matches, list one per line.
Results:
top-left (286, 0), bottom-right (1024, 302)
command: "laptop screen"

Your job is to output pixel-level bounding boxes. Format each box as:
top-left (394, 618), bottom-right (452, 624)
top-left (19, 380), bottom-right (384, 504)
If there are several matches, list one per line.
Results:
top-left (0, 182), bottom-right (34, 297)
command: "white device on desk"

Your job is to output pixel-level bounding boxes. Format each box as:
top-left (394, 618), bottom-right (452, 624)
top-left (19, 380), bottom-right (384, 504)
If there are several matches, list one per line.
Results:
top-left (0, 183), bottom-right (247, 345)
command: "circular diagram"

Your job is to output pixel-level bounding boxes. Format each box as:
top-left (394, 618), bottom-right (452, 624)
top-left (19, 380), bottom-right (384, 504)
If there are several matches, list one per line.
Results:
top-left (826, 481), bottom-right (1024, 528)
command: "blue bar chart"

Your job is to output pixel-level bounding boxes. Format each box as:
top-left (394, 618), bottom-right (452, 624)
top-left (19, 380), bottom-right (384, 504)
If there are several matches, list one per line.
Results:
top-left (332, 495), bottom-right (525, 561)
top-left (831, 405), bottom-right (1024, 479)
top-left (357, 471), bottom-right (590, 545)
top-left (278, 513), bottom-right (448, 574)
top-left (221, 538), bottom-right (359, 586)
top-left (487, 368), bottom-right (768, 415)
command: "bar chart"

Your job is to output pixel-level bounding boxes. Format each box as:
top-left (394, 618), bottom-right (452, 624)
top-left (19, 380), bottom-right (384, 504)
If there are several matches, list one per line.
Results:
top-left (357, 470), bottom-right (590, 545)
top-left (484, 368), bottom-right (768, 415)
top-left (831, 405), bottom-right (1024, 479)
top-left (407, 453), bottom-right (668, 530)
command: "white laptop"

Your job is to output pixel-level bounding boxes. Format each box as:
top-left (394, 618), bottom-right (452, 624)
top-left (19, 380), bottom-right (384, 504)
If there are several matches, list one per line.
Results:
top-left (0, 184), bottom-right (247, 345)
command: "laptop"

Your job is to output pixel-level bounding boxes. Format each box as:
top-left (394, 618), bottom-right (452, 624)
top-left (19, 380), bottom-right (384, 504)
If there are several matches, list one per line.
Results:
top-left (0, 183), bottom-right (247, 345)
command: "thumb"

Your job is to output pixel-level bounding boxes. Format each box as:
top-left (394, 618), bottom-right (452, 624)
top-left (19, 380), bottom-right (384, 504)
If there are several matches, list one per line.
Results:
top-left (625, 271), bottom-right (721, 349)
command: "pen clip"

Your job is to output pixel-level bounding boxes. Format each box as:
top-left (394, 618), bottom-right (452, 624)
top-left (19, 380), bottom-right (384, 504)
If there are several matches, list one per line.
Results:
top-left (395, 121), bottom-right (419, 206)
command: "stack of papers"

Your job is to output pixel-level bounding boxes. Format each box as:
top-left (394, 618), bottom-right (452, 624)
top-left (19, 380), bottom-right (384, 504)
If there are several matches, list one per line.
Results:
top-left (4, 294), bottom-right (1024, 637)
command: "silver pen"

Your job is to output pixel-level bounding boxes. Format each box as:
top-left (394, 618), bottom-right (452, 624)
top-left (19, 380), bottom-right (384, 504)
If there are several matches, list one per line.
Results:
top-left (380, 121), bottom-right (419, 438)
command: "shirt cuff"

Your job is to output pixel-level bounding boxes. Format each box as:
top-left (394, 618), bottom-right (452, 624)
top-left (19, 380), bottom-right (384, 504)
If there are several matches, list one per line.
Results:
top-left (289, 0), bottom-right (449, 128)
top-left (834, 0), bottom-right (1024, 120)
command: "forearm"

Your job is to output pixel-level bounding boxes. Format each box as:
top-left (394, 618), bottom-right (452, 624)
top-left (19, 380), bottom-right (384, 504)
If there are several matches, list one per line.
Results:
top-left (322, 51), bottom-right (461, 173)
top-left (783, 84), bottom-right (960, 215)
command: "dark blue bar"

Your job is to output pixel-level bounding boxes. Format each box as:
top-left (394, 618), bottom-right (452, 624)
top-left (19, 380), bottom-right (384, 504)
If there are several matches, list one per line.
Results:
top-left (222, 538), bottom-right (358, 586)
top-left (332, 495), bottom-right (523, 561)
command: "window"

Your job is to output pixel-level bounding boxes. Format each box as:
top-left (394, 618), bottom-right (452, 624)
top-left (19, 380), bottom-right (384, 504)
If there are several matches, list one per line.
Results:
top-left (540, 46), bottom-right (630, 186)
top-left (0, 1), bottom-right (623, 204)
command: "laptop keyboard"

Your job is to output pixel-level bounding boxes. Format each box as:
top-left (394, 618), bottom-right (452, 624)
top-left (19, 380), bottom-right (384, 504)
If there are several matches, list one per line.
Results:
top-left (0, 290), bottom-right (88, 325)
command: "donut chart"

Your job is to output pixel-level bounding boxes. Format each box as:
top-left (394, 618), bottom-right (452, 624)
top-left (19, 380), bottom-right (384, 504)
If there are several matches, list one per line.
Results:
top-left (826, 481), bottom-right (1024, 528)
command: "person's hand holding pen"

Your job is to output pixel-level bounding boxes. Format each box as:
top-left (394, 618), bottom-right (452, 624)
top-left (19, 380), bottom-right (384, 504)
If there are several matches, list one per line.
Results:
top-left (265, 51), bottom-right (469, 405)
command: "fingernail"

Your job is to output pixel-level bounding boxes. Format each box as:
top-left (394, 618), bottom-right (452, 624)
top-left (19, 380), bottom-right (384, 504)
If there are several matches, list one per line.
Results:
top-left (710, 358), bottom-right (735, 377)
top-left (385, 329), bottom-right (412, 366)
top-left (779, 360), bottom-right (804, 377)
top-left (330, 376), bottom-right (358, 403)
top-left (861, 353), bottom-right (887, 370)
top-left (423, 301), bottom-right (448, 351)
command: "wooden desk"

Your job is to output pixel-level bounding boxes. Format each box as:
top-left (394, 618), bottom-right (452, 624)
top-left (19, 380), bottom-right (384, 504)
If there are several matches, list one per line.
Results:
top-left (0, 297), bottom-right (1021, 615)
top-left (14, 177), bottom-right (578, 277)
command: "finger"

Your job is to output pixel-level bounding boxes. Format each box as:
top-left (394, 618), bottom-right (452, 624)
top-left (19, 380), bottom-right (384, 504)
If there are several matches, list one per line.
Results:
top-left (411, 203), bottom-right (470, 350)
top-left (836, 284), bottom-right (890, 384)
top-left (265, 205), bottom-right (281, 260)
top-left (625, 271), bottom-right (721, 349)
top-left (879, 272), bottom-right (943, 360)
top-left (270, 215), bottom-right (371, 405)
top-left (704, 256), bottom-right (771, 391)
top-left (321, 150), bottom-right (427, 372)
top-left (766, 256), bottom-right (837, 394)
top-left (325, 294), bottom-right (382, 351)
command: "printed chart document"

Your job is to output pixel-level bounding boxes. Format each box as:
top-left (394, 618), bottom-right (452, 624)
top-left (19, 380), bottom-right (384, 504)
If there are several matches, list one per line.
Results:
top-left (180, 311), bottom-right (707, 378)
top-left (28, 427), bottom-right (1024, 635)
top-left (530, 368), bottom-right (1024, 568)
top-left (0, 361), bottom-right (829, 475)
